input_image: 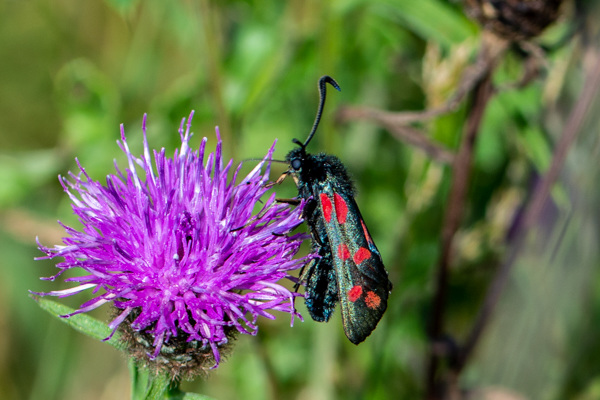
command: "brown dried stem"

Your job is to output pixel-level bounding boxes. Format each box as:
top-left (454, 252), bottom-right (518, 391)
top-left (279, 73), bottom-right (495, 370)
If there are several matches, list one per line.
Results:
top-left (425, 70), bottom-right (495, 400)
top-left (456, 46), bottom-right (600, 374)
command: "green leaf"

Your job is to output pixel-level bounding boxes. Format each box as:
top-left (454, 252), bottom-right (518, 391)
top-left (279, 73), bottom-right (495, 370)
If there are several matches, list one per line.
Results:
top-left (31, 295), bottom-right (126, 351)
top-left (521, 125), bottom-right (552, 172)
top-left (103, 0), bottom-right (140, 15)
top-left (0, 150), bottom-right (62, 207)
top-left (375, 0), bottom-right (475, 47)
top-left (180, 394), bottom-right (216, 400)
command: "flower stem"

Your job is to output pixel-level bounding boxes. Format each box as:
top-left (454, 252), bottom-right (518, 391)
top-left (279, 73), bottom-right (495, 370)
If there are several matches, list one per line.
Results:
top-left (129, 360), bottom-right (171, 400)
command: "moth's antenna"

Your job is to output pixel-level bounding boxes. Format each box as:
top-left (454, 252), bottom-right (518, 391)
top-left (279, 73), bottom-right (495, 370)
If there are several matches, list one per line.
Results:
top-left (240, 158), bottom-right (288, 165)
top-left (292, 75), bottom-right (341, 149)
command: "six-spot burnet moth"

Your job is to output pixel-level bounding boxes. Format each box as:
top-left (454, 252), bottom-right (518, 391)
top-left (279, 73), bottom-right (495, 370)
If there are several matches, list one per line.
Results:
top-left (279, 75), bottom-right (393, 344)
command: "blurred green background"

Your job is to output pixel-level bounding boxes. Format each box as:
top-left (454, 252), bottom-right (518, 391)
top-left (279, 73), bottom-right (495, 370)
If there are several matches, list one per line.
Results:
top-left (1, 0), bottom-right (599, 399)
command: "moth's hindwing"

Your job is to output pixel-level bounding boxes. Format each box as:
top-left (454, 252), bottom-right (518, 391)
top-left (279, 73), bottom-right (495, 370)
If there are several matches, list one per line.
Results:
top-left (303, 247), bottom-right (338, 322)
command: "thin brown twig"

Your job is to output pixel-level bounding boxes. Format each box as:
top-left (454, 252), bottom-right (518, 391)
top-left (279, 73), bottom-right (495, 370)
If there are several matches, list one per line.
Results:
top-left (456, 46), bottom-right (600, 373)
top-left (389, 124), bottom-right (456, 164)
top-left (337, 106), bottom-right (456, 164)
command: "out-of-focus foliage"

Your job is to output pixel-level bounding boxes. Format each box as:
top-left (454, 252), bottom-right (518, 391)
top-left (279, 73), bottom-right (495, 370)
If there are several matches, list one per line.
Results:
top-left (0, 0), bottom-right (598, 399)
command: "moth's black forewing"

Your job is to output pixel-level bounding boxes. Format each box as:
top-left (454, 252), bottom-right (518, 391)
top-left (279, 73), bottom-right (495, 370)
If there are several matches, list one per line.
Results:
top-left (325, 189), bottom-right (391, 344)
top-left (287, 149), bottom-right (392, 344)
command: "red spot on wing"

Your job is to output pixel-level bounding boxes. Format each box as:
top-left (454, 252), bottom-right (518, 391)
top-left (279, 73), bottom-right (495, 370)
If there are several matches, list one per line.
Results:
top-left (333, 193), bottom-right (348, 224)
top-left (360, 220), bottom-right (373, 244)
top-left (320, 193), bottom-right (332, 223)
top-left (353, 247), bottom-right (371, 264)
top-left (365, 291), bottom-right (381, 309)
top-left (348, 285), bottom-right (363, 302)
top-left (337, 244), bottom-right (350, 260)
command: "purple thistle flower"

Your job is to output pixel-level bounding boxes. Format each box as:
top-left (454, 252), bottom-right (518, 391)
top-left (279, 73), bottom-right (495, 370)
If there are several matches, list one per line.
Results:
top-left (35, 112), bottom-right (309, 377)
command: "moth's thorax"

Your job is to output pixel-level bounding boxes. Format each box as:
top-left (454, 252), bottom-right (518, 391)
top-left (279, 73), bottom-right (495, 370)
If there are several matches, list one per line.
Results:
top-left (286, 148), bottom-right (355, 196)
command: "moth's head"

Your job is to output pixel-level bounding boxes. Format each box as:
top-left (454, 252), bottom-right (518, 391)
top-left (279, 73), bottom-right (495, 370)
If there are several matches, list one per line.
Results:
top-left (285, 146), bottom-right (306, 172)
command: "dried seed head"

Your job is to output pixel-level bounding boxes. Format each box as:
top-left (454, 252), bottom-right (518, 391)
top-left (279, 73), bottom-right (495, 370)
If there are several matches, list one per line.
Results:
top-left (464, 0), bottom-right (564, 41)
